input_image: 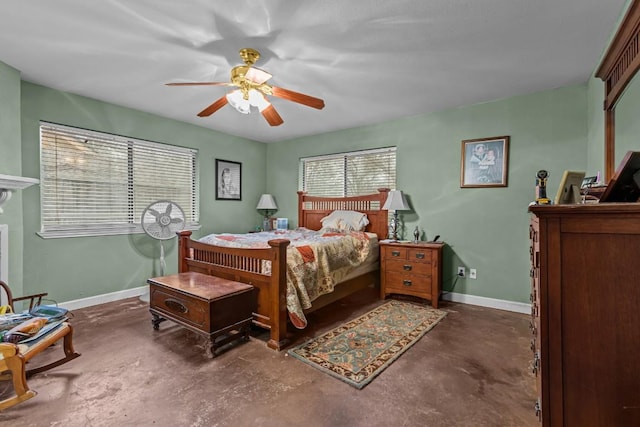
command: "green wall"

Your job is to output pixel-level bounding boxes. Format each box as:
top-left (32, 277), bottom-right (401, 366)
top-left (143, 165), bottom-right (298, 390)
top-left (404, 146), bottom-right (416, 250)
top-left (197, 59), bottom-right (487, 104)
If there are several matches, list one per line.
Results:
top-left (586, 76), bottom-right (606, 176)
top-left (0, 61), bottom-right (29, 293)
top-left (267, 85), bottom-right (588, 304)
top-left (18, 82), bottom-right (267, 303)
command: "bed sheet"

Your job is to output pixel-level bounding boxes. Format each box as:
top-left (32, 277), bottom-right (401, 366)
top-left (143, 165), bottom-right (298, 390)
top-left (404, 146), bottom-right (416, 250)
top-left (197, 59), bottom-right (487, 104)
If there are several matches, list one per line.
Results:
top-left (198, 228), bottom-right (377, 328)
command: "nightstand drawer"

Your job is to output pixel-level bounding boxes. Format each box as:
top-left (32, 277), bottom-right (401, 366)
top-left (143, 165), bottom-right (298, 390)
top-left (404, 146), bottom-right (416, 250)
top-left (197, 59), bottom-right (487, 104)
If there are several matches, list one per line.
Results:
top-left (385, 258), bottom-right (432, 275)
top-left (384, 273), bottom-right (432, 294)
top-left (408, 248), bottom-right (432, 263)
top-left (381, 246), bottom-right (433, 263)
top-left (382, 246), bottom-right (408, 259)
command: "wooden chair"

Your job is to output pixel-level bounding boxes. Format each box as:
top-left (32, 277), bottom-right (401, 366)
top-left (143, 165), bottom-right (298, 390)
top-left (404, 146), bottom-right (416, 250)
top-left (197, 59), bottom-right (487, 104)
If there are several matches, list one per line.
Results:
top-left (0, 342), bottom-right (35, 410)
top-left (0, 281), bottom-right (81, 411)
top-left (0, 280), bottom-right (48, 313)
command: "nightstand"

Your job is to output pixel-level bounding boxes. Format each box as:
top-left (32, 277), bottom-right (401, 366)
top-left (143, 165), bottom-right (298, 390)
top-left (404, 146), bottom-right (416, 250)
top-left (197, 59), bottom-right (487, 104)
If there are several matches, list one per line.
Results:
top-left (379, 241), bottom-right (444, 308)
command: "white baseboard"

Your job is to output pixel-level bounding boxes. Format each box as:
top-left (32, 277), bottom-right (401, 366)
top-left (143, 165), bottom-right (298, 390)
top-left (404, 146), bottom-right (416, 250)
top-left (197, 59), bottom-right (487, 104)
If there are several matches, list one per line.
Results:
top-left (59, 286), bottom-right (148, 311)
top-left (442, 291), bottom-right (530, 314)
top-left (59, 286), bottom-right (531, 315)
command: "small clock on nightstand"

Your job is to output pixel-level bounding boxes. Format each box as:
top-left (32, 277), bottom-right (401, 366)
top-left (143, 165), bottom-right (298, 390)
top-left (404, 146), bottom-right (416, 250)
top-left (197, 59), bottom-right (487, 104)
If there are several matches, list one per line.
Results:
top-left (379, 241), bottom-right (444, 308)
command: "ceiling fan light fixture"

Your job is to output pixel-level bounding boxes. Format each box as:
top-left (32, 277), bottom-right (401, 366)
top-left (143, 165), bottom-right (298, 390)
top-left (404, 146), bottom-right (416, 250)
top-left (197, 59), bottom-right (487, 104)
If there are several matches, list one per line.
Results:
top-left (248, 89), bottom-right (270, 112)
top-left (168, 47), bottom-right (325, 126)
top-left (226, 90), bottom-right (250, 114)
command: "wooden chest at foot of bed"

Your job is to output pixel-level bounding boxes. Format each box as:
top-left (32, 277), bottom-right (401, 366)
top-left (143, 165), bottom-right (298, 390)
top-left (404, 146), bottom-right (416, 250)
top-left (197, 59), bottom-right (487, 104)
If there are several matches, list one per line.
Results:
top-left (147, 272), bottom-right (256, 358)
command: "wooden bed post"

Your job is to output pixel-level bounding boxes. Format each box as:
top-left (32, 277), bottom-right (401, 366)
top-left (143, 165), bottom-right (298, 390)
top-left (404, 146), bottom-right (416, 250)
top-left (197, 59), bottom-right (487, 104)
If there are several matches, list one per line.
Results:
top-left (267, 239), bottom-right (290, 350)
top-left (376, 188), bottom-right (390, 238)
top-left (177, 230), bottom-right (192, 273)
top-left (297, 191), bottom-right (306, 228)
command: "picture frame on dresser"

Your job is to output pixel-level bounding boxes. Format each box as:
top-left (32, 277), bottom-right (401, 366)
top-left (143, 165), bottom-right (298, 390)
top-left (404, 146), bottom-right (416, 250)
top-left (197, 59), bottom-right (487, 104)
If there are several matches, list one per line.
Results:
top-left (460, 136), bottom-right (510, 188)
top-left (215, 159), bottom-right (241, 201)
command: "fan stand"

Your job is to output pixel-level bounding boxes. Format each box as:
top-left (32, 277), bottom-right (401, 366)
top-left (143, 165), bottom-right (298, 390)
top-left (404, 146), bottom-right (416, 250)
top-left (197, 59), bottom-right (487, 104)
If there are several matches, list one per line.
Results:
top-left (140, 241), bottom-right (166, 303)
top-left (159, 240), bottom-right (166, 276)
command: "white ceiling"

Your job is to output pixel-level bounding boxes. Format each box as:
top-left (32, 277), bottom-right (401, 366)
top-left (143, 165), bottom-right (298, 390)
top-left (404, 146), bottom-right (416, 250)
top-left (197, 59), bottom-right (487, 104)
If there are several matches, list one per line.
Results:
top-left (0, 0), bottom-right (627, 143)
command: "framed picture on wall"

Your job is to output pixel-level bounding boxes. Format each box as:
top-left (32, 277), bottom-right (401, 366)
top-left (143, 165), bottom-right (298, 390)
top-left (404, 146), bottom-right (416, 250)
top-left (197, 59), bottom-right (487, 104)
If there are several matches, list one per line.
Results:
top-left (215, 159), bottom-right (242, 200)
top-left (460, 136), bottom-right (510, 188)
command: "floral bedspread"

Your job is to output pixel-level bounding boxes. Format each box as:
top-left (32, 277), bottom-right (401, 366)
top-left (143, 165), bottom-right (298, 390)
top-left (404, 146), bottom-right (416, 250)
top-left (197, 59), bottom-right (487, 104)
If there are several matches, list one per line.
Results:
top-left (199, 228), bottom-right (372, 328)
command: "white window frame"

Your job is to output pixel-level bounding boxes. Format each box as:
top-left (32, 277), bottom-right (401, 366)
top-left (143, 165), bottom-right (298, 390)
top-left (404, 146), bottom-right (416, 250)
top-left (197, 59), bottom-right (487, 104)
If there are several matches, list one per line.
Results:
top-left (299, 147), bottom-right (397, 196)
top-left (38, 122), bottom-right (200, 239)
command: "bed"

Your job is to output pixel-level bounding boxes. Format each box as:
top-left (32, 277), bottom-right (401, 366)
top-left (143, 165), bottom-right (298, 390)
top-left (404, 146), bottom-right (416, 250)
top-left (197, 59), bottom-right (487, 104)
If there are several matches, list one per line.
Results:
top-left (177, 188), bottom-right (390, 350)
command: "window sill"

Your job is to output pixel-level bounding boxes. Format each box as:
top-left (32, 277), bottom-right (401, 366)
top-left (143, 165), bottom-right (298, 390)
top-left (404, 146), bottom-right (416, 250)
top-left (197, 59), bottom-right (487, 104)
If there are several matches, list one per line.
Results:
top-left (37, 224), bottom-right (201, 239)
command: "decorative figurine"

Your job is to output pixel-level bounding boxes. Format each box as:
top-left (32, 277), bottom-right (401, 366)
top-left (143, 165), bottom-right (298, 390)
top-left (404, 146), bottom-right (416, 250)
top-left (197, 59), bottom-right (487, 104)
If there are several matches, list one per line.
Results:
top-left (535, 170), bottom-right (551, 204)
top-left (413, 226), bottom-right (420, 243)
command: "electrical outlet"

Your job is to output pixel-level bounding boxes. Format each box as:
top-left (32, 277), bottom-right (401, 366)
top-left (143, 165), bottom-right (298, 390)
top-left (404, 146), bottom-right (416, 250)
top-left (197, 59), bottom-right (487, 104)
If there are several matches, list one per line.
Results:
top-left (457, 266), bottom-right (466, 278)
top-left (469, 268), bottom-right (477, 279)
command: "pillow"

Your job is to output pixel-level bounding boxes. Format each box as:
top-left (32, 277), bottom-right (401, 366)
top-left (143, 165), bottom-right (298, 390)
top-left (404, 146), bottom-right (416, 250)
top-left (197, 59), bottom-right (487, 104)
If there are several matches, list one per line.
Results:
top-left (320, 210), bottom-right (369, 231)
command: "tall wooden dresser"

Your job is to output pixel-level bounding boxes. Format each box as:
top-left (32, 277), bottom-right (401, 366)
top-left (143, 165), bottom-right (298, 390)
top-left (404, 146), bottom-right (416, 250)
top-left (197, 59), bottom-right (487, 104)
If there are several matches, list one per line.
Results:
top-left (528, 203), bottom-right (640, 426)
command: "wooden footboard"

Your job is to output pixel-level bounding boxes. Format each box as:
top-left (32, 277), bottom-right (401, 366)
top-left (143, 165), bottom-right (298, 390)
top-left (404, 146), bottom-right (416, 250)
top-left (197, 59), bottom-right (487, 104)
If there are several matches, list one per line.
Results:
top-left (178, 231), bottom-right (291, 350)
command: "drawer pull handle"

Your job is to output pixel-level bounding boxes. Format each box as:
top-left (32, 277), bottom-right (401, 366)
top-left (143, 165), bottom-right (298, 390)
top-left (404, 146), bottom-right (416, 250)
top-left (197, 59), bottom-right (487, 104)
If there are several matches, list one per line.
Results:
top-left (403, 265), bottom-right (412, 271)
top-left (532, 351), bottom-right (540, 375)
top-left (403, 280), bottom-right (412, 286)
top-left (415, 253), bottom-right (425, 259)
top-left (391, 250), bottom-right (401, 257)
top-left (164, 298), bottom-right (188, 314)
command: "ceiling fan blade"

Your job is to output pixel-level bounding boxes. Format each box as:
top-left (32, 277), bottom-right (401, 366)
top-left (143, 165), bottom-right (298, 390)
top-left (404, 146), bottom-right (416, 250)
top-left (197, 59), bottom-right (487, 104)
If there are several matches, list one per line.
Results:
top-left (261, 104), bottom-right (284, 126)
top-left (166, 82), bottom-right (234, 87)
top-left (271, 86), bottom-right (325, 110)
top-left (245, 67), bottom-right (272, 84)
top-left (197, 96), bottom-right (229, 117)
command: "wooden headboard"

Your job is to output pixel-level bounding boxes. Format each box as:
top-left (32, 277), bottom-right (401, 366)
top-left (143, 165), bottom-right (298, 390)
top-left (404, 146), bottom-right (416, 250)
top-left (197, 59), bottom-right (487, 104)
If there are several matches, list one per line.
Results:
top-left (297, 188), bottom-right (390, 239)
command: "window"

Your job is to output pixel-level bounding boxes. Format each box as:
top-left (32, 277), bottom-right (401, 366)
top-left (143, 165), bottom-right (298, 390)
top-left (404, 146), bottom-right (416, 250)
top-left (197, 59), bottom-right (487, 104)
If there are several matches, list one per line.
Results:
top-left (300, 147), bottom-right (397, 196)
top-left (39, 122), bottom-right (199, 238)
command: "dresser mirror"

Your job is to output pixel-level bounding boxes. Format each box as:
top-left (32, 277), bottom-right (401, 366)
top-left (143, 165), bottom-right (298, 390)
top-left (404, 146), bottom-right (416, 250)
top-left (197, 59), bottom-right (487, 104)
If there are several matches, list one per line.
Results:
top-left (596, 1), bottom-right (640, 181)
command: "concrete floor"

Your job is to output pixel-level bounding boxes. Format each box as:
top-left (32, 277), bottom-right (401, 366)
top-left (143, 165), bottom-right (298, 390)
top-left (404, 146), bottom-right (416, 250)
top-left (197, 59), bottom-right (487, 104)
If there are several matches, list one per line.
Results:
top-left (0, 287), bottom-right (538, 426)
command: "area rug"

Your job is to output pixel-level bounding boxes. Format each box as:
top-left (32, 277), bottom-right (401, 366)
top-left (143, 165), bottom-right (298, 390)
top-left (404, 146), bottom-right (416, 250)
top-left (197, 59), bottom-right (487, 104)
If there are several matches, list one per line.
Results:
top-left (287, 300), bottom-right (447, 389)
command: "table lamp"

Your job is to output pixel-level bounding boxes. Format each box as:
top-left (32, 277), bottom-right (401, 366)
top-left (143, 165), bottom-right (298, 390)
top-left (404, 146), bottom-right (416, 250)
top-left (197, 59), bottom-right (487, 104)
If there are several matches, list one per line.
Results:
top-left (382, 190), bottom-right (410, 241)
top-left (256, 194), bottom-right (277, 231)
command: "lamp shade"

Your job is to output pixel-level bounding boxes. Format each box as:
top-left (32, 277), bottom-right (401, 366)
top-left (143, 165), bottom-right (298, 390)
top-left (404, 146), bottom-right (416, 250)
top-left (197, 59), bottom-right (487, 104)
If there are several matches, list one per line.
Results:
top-left (226, 90), bottom-right (250, 114)
top-left (227, 89), bottom-right (271, 114)
top-left (256, 194), bottom-right (277, 210)
top-left (248, 89), bottom-right (271, 112)
top-left (382, 190), bottom-right (409, 211)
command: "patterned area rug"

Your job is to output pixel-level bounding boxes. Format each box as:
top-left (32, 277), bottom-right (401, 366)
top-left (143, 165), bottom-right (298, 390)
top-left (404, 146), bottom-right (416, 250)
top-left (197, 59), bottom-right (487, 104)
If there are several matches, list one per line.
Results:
top-left (287, 300), bottom-right (447, 389)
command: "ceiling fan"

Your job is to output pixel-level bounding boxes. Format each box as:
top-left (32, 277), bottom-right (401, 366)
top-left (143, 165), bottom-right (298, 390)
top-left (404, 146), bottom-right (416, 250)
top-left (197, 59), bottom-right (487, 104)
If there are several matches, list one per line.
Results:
top-left (166, 48), bottom-right (325, 126)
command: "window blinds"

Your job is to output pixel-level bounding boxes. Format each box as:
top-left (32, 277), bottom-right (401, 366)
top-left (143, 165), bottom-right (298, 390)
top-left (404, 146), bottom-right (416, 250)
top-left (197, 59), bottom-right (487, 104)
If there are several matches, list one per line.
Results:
top-left (39, 122), bottom-right (198, 237)
top-left (301, 147), bottom-right (396, 197)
